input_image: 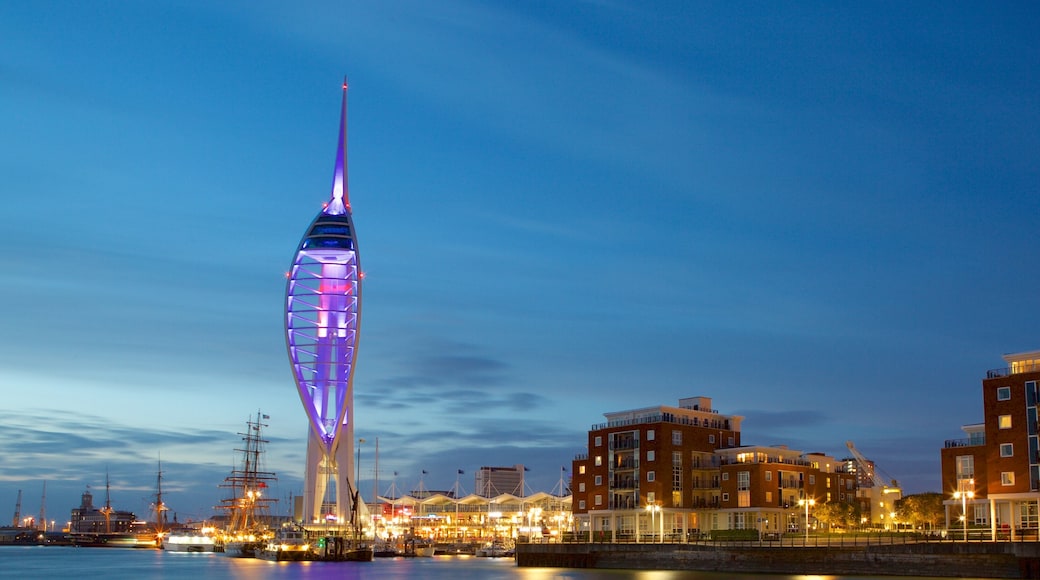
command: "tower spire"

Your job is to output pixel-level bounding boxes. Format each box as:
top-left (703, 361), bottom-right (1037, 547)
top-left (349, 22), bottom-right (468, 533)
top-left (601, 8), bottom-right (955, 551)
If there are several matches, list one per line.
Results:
top-left (325, 78), bottom-right (349, 216)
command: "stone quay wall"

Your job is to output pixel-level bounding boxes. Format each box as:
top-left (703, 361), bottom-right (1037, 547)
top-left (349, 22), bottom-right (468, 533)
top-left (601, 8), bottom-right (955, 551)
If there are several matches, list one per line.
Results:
top-left (516, 542), bottom-right (1040, 578)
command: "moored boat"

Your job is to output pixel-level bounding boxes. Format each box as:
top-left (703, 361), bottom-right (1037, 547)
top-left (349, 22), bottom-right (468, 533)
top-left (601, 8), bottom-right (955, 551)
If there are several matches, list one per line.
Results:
top-left (162, 532), bottom-right (216, 552)
top-left (256, 523), bottom-right (312, 562)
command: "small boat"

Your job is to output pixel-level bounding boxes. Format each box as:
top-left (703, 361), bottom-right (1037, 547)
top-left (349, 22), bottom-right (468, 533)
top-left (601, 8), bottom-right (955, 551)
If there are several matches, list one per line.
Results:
top-left (223, 539), bottom-right (262, 558)
top-left (402, 538), bottom-right (435, 557)
top-left (475, 541), bottom-right (510, 558)
top-left (256, 524), bottom-right (312, 562)
top-left (162, 532), bottom-right (216, 553)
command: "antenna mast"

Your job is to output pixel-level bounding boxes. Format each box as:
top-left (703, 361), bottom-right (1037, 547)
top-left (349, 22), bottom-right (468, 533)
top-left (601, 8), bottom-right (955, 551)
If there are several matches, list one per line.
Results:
top-left (12, 489), bottom-right (21, 527)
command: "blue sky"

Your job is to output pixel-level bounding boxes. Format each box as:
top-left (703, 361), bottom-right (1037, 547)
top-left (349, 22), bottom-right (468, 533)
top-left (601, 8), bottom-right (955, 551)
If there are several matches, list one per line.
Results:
top-left (2, 0), bottom-right (1038, 523)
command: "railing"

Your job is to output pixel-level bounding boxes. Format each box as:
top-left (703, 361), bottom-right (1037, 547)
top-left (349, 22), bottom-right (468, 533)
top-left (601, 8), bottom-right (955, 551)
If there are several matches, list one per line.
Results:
top-left (593, 414), bottom-right (732, 431)
top-left (549, 530), bottom-right (1040, 546)
top-left (988, 362), bottom-right (1040, 378)
top-left (945, 438), bottom-right (985, 448)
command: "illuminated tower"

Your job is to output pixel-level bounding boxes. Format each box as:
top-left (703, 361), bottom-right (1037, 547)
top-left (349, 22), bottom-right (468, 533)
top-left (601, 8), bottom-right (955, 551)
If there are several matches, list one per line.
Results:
top-left (285, 81), bottom-right (362, 524)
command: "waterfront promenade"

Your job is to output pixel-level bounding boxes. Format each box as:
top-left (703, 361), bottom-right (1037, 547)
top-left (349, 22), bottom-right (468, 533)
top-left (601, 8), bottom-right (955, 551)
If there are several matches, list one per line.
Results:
top-left (516, 539), bottom-right (1040, 578)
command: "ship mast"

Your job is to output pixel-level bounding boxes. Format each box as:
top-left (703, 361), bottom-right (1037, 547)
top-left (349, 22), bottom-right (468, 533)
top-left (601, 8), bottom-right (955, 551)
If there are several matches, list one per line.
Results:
top-left (153, 458), bottom-right (169, 535)
top-left (217, 411), bottom-right (278, 535)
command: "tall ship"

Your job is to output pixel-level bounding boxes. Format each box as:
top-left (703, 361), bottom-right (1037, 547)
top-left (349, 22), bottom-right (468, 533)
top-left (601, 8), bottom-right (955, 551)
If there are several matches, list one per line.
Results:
top-left (216, 411), bottom-right (278, 557)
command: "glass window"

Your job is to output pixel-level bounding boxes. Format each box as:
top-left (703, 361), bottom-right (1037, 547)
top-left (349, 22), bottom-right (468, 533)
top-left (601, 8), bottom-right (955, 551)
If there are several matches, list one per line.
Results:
top-left (647, 429), bottom-right (655, 441)
top-left (999, 415), bottom-right (1012, 429)
top-left (1002, 472), bottom-right (1015, 486)
top-left (1001, 444), bottom-right (1014, 457)
top-left (737, 471), bottom-right (750, 491)
top-left (595, 494), bottom-right (602, 506)
top-left (647, 450), bottom-right (655, 462)
top-left (595, 455), bottom-right (602, 466)
top-left (579, 482), bottom-right (585, 492)
top-left (722, 472), bottom-right (729, 481)
top-left (956, 455), bottom-right (974, 479)
top-left (765, 471), bottom-right (772, 481)
top-left (672, 430), bottom-right (682, 445)
top-left (765, 491), bottom-right (772, 503)
top-left (728, 437), bottom-right (735, 447)
top-left (998, 387), bottom-right (1012, 401)
top-left (709, 434), bottom-right (716, 444)
top-left (594, 475), bottom-right (601, 486)
top-left (579, 500), bottom-right (586, 510)
top-left (594, 436), bottom-right (602, 447)
top-left (809, 475), bottom-right (816, 485)
top-left (722, 493), bottom-right (729, 502)
top-left (647, 471), bottom-right (655, 482)
top-left (579, 465), bottom-right (586, 475)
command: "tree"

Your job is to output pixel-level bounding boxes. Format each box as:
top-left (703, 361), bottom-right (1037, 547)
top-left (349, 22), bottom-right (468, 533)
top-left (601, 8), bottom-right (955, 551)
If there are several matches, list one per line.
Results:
top-left (896, 493), bottom-right (945, 530)
top-left (813, 501), bottom-right (859, 531)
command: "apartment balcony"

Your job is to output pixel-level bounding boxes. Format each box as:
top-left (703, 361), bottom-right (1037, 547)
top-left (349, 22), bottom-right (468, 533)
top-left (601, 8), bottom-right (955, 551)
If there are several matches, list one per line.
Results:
top-left (611, 478), bottom-right (638, 490)
top-left (945, 437), bottom-right (985, 448)
top-left (610, 439), bottom-right (639, 451)
top-left (612, 459), bottom-right (639, 471)
top-left (988, 362), bottom-right (1040, 378)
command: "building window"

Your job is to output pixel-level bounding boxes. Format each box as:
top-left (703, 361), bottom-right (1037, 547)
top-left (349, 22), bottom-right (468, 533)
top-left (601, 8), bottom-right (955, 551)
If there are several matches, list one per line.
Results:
top-left (595, 475), bottom-right (602, 486)
top-left (647, 430), bottom-right (655, 441)
top-left (647, 471), bottom-right (655, 482)
top-left (827, 477), bottom-right (831, 488)
top-left (956, 455), bottom-right (974, 479)
top-left (579, 482), bottom-right (585, 492)
top-left (998, 387), bottom-right (1011, 401)
top-left (595, 455), bottom-right (602, 466)
top-left (1002, 472), bottom-right (1015, 486)
top-left (722, 472), bottom-right (729, 481)
top-left (709, 434), bottom-right (715, 444)
top-left (595, 494), bottom-right (602, 506)
top-left (765, 471), bottom-right (772, 481)
top-left (809, 475), bottom-right (816, 485)
top-left (765, 491), bottom-right (772, 503)
top-left (728, 436), bottom-right (735, 447)
top-left (672, 430), bottom-right (682, 445)
top-left (647, 450), bottom-right (655, 462)
top-left (999, 415), bottom-right (1012, 429)
top-left (647, 491), bottom-right (655, 503)
top-left (579, 500), bottom-right (586, 510)
top-left (1001, 444), bottom-right (1014, 458)
top-left (722, 493), bottom-right (729, 502)
top-left (579, 465), bottom-right (586, 475)
top-left (594, 436), bottom-right (602, 447)
top-left (738, 491), bottom-right (750, 508)
top-left (826, 492), bottom-right (832, 502)
top-left (737, 471), bottom-right (750, 491)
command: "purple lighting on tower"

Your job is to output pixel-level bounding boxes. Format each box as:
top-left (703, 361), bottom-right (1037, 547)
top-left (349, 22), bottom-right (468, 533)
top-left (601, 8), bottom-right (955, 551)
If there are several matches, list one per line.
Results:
top-left (284, 80), bottom-right (362, 492)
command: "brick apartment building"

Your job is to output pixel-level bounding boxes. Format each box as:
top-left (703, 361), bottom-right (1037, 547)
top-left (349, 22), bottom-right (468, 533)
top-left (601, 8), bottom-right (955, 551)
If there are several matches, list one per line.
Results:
top-left (941, 350), bottom-right (1040, 539)
top-left (571, 396), bottom-right (857, 539)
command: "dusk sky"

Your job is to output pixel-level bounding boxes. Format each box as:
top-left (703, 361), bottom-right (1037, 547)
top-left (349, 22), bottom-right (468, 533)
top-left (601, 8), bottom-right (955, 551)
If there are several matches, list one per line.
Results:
top-left (2, 1), bottom-right (1039, 524)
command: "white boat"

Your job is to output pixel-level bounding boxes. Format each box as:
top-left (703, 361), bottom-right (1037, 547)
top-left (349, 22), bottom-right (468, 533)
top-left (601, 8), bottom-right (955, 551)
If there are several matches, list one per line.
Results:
top-left (475, 541), bottom-right (511, 558)
top-left (162, 533), bottom-right (216, 552)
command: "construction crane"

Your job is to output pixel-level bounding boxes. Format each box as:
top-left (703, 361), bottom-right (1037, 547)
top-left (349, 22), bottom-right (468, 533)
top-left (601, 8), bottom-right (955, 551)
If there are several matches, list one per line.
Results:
top-left (845, 441), bottom-right (898, 488)
top-left (845, 441), bottom-right (902, 529)
top-left (12, 489), bottom-right (21, 527)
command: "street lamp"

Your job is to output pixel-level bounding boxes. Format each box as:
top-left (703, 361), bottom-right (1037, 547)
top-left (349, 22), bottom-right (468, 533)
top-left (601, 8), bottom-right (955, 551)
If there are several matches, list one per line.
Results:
top-left (953, 478), bottom-right (975, 542)
top-left (797, 498), bottom-right (815, 542)
top-left (645, 503), bottom-right (660, 543)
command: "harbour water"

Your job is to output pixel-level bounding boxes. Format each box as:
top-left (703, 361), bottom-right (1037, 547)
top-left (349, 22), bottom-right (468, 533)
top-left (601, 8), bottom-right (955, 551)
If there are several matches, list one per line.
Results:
top-left (0, 547), bottom-right (1002, 580)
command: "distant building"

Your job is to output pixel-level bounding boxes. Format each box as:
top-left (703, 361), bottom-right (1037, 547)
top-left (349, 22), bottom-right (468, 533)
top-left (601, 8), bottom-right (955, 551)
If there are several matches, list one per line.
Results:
top-left (69, 488), bottom-right (135, 534)
top-left (475, 465), bottom-right (526, 497)
top-left (940, 350), bottom-right (1040, 539)
top-left (571, 396), bottom-right (856, 539)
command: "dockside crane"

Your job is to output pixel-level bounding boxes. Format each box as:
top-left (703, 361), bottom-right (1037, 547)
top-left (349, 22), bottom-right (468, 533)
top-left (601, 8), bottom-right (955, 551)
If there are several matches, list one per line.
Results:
top-left (845, 441), bottom-right (902, 529)
top-left (12, 489), bottom-right (21, 527)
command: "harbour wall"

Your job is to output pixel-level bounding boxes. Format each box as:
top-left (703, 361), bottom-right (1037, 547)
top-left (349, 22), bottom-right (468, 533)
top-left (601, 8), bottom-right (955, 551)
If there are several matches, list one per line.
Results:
top-left (516, 542), bottom-right (1040, 578)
